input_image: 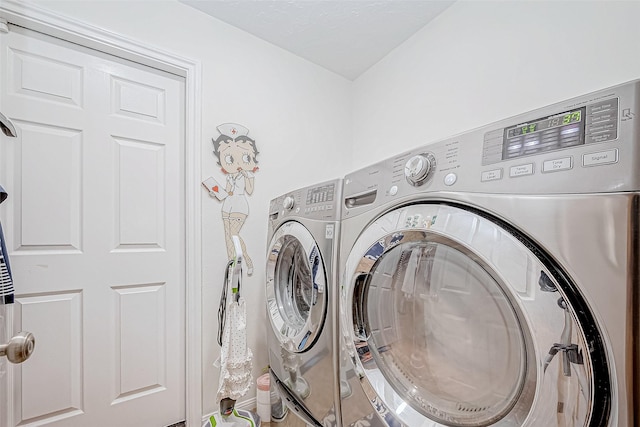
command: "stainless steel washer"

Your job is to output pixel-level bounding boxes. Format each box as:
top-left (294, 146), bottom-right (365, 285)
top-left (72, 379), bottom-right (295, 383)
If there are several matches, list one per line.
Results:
top-left (338, 80), bottom-right (640, 426)
top-left (266, 179), bottom-right (342, 426)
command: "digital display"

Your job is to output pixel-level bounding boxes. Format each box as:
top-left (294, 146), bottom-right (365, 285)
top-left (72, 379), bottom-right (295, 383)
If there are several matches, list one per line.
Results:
top-left (306, 184), bottom-right (335, 205)
top-left (481, 98), bottom-right (619, 166)
top-left (506, 109), bottom-right (582, 138)
top-left (502, 107), bottom-right (586, 161)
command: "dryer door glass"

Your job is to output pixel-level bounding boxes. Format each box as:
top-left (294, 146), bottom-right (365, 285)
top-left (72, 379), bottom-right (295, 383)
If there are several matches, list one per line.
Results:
top-left (355, 237), bottom-right (530, 426)
top-left (342, 203), bottom-right (608, 427)
top-left (267, 221), bottom-right (327, 352)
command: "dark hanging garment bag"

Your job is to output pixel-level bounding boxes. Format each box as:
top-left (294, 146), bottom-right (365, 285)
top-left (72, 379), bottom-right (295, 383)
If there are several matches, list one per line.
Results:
top-left (0, 186), bottom-right (14, 305)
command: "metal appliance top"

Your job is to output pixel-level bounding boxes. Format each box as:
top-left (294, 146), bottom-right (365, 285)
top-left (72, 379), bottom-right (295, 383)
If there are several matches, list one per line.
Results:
top-left (343, 79), bottom-right (640, 217)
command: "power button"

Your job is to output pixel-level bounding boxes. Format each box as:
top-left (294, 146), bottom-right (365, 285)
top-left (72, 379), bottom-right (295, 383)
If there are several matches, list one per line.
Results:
top-left (444, 173), bottom-right (457, 186)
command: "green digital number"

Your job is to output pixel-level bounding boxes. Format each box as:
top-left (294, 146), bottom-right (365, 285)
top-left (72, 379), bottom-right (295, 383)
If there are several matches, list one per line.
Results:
top-left (520, 124), bottom-right (536, 135)
top-left (563, 114), bottom-right (571, 124)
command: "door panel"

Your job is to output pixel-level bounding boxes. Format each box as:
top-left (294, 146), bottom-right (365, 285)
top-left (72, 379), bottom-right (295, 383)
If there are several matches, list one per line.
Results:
top-left (18, 122), bottom-right (82, 251)
top-left (15, 292), bottom-right (83, 422)
top-left (0, 26), bottom-right (185, 427)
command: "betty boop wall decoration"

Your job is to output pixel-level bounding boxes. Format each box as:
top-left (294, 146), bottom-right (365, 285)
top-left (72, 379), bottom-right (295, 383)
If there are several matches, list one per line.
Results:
top-left (202, 123), bottom-right (259, 275)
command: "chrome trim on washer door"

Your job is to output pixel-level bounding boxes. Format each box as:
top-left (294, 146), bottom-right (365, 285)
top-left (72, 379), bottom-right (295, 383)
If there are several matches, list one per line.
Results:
top-left (341, 203), bottom-right (609, 426)
top-left (267, 221), bottom-right (327, 353)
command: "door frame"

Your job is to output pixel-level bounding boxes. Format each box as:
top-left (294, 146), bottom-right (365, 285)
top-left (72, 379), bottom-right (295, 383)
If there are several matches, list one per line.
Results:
top-left (0, 1), bottom-right (203, 426)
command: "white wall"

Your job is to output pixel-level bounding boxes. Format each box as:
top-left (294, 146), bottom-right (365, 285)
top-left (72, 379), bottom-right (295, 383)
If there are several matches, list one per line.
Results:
top-left (352, 0), bottom-right (640, 170)
top-left (26, 0), bottom-right (352, 418)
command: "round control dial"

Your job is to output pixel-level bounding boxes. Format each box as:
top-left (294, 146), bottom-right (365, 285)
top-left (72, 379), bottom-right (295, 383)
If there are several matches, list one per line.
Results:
top-left (405, 153), bottom-right (436, 186)
top-left (282, 196), bottom-right (295, 210)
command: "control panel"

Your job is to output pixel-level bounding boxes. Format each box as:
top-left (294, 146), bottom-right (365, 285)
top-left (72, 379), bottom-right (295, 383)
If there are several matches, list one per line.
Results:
top-left (482, 99), bottom-right (618, 166)
top-left (342, 78), bottom-right (640, 212)
top-left (269, 179), bottom-right (341, 223)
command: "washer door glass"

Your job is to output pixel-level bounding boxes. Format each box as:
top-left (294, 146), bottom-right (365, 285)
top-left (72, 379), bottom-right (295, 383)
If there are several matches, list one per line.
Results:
top-left (343, 203), bottom-right (609, 426)
top-left (354, 236), bottom-right (530, 426)
top-left (267, 221), bottom-right (327, 353)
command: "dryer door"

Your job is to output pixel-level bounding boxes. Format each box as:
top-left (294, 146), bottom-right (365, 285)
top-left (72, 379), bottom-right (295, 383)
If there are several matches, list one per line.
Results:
top-left (267, 220), bottom-right (327, 353)
top-left (341, 203), bottom-right (610, 427)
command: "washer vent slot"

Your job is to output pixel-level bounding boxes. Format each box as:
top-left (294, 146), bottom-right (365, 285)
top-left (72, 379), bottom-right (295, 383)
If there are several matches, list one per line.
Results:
top-left (456, 403), bottom-right (490, 413)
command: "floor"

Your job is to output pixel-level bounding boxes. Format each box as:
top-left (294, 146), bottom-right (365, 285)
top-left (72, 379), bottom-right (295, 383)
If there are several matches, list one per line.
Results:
top-left (254, 369), bottom-right (378, 427)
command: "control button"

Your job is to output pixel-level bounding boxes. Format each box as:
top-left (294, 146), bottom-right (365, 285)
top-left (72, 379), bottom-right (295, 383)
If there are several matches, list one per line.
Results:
top-left (283, 196), bottom-right (295, 210)
top-left (586, 111), bottom-right (617, 124)
top-left (586, 122), bottom-right (617, 134)
top-left (481, 169), bottom-right (503, 182)
top-left (585, 131), bottom-right (617, 144)
top-left (444, 173), bottom-right (457, 186)
top-left (587, 99), bottom-right (618, 114)
top-left (583, 149), bottom-right (618, 167)
top-left (509, 163), bottom-right (534, 178)
top-left (389, 185), bottom-right (398, 196)
top-left (542, 157), bottom-right (572, 173)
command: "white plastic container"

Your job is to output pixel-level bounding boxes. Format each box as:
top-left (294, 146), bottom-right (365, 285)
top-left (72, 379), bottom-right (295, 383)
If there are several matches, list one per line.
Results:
top-left (256, 373), bottom-right (270, 422)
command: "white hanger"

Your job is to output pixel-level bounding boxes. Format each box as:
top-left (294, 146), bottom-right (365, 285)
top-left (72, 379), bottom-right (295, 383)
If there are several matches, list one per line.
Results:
top-left (231, 235), bottom-right (243, 301)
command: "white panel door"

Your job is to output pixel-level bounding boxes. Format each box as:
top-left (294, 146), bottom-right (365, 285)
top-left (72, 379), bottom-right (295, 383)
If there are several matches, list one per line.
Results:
top-left (0, 25), bottom-right (185, 427)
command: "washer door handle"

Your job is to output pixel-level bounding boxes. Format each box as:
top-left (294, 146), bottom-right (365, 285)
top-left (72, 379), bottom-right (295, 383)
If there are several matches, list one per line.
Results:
top-left (352, 274), bottom-right (370, 341)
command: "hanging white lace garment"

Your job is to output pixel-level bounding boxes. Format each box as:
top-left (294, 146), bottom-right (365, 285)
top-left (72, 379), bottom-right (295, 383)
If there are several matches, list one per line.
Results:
top-left (217, 296), bottom-right (253, 402)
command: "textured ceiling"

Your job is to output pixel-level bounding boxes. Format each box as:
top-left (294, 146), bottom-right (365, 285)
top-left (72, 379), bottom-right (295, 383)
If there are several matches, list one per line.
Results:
top-left (180, 0), bottom-right (455, 80)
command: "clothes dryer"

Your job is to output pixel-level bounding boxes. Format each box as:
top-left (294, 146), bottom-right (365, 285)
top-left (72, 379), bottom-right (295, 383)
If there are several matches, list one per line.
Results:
top-left (266, 179), bottom-right (342, 426)
top-left (338, 80), bottom-right (640, 426)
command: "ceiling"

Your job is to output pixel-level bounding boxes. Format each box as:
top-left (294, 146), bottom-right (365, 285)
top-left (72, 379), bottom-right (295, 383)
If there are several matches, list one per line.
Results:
top-left (179, 0), bottom-right (455, 80)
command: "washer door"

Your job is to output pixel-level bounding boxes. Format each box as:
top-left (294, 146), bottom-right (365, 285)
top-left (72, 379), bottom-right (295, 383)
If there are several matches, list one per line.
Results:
top-left (267, 220), bottom-right (327, 353)
top-left (342, 203), bottom-right (610, 426)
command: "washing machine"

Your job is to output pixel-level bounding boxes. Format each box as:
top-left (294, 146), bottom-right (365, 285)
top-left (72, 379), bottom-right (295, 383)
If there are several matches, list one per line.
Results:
top-left (266, 179), bottom-right (342, 426)
top-left (338, 79), bottom-right (640, 426)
